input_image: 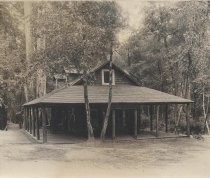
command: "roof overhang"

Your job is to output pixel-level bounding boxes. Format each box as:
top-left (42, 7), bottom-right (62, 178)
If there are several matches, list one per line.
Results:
top-left (24, 85), bottom-right (193, 107)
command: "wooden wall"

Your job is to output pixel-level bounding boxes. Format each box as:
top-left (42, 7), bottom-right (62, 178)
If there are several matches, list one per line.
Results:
top-left (76, 64), bottom-right (137, 86)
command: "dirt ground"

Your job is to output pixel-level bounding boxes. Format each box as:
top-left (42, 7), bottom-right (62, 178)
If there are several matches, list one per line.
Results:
top-left (1, 123), bottom-right (210, 178)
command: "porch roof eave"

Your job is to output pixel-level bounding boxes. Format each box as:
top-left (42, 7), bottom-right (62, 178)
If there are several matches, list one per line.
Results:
top-left (23, 85), bottom-right (193, 107)
top-left (23, 100), bottom-right (193, 107)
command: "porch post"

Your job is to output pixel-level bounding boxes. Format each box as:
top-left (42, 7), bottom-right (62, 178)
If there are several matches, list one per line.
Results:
top-left (147, 105), bottom-right (151, 127)
top-left (36, 107), bottom-right (40, 140)
top-left (134, 109), bottom-right (138, 139)
top-left (150, 105), bottom-right (154, 131)
top-left (29, 107), bottom-right (32, 134)
top-left (42, 106), bottom-right (47, 143)
top-left (165, 105), bottom-right (168, 133)
top-left (28, 108), bottom-right (30, 132)
top-left (24, 107), bottom-right (27, 130)
top-left (156, 105), bottom-right (159, 137)
top-left (112, 109), bottom-right (115, 140)
top-left (32, 107), bottom-right (36, 137)
top-left (26, 108), bottom-right (28, 131)
top-left (186, 103), bottom-right (190, 136)
top-left (122, 110), bottom-right (126, 128)
top-left (138, 106), bottom-right (142, 133)
top-left (65, 109), bottom-right (68, 132)
top-left (26, 107), bottom-right (29, 132)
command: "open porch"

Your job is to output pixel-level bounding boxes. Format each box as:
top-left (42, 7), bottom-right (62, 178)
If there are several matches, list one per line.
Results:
top-left (23, 85), bottom-right (192, 143)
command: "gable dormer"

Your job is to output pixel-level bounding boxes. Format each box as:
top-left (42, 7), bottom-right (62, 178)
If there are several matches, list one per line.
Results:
top-left (71, 61), bottom-right (140, 86)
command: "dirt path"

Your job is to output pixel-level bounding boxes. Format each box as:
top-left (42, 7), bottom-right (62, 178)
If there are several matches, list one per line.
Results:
top-left (0, 123), bottom-right (210, 178)
top-left (0, 123), bottom-right (32, 144)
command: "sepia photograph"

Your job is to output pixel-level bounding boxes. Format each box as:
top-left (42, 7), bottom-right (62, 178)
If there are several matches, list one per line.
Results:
top-left (0, 0), bottom-right (210, 177)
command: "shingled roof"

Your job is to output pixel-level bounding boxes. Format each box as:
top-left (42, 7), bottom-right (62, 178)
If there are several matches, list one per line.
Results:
top-left (24, 85), bottom-right (192, 106)
top-left (24, 61), bottom-right (193, 106)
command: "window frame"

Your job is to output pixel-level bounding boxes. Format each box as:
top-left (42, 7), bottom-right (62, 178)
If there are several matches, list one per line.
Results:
top-left (101, 69), bottom-right (115, 85)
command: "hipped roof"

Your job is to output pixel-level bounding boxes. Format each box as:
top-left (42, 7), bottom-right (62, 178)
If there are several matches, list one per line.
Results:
top-left (24, 85), bottom-right (192, 106)
top-left (24, 61), bottom-right (192, 106)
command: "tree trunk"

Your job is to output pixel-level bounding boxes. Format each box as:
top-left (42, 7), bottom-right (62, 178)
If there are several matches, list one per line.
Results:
top-left (100, 42), bottom-right (113, 141)
top-left (24, 2), bottom-right (32, 103)
top-left (42, 107), bottom-right (47, 143)
top-left (183, 70), bottom-right (191, 135)
top-left (203, 86), bottom-right (209, 134)
top-left (186, 104), bottom-right (191, 136)
top-left (175, 106), bottom-right (183, 134)
top-left (83, 74), bottom-right (94, 141)
top-left (24, 84), bottom-right (29, 103)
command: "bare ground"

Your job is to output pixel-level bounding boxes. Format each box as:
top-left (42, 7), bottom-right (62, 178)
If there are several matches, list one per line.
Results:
top-left (0, 123), bottom-right (210, 178)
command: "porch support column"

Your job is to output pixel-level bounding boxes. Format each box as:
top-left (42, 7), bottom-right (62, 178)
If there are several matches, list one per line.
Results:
top-left (27, 107), bottom-right (29, 132)
top-left (112, 110), bottom-right (116, 140)
top-left (28, 107), bottom-right (30, 132)
top-left (32, 107), bottom-right (36, 136)
top-left (28, 108), bottom-right (30, 132)
top-left (156, 105), bottom-right (159, 137)
top-left (36, 107), bottom-right (40, 140)
top-left (147, 105), bottom-right (150, 130)
top-left (65, 109), bottom-right (68, 132)
top-left (150, 105), bottom-right (154, 131)
top-left (186, 103), bottom-right (190, 136)
top-left (42, 106), bottom-right (47, 143)
top-left (138, 106), bottom-right (142, 134)
top-left (29, 107), bottom-right (32, 134)
top-left (24, 107), bottom-right (26, 130)
top-left (165, 105), bottom-right (168, 133)
top-left (122, 110), bottom-right (126, 128)
top-left (134, 109), bottom-right (138, 139)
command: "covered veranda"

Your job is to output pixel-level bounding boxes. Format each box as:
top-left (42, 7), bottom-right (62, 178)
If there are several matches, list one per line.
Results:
top-left (23, 85), bottom-right (193, 143)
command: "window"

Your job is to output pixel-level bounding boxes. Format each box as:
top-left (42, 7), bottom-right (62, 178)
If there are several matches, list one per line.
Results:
top-left (102, 69), bottom-right (115, 85)
top-left (104, 71), bottom-right (109, 83)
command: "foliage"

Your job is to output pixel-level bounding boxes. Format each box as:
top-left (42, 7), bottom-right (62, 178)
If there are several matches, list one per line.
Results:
top-left (123, 1), bottom-right (209, 90)
top-left (0, 2), bottom-right (25, 116)
top-left (120, 1), bottom-right (210, 134)
top-left (29, 1), bottom-right (124, 139)
top-left (30, 1), bottom-right (124, 75)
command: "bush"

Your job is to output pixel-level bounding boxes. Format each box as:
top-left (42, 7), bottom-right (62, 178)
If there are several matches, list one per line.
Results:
top-left (176, 116), bottom-right (205, 135)
top-left (178, 119), bottom-right (187, 134)
top-left (190, 117), bottom-right (205, 134)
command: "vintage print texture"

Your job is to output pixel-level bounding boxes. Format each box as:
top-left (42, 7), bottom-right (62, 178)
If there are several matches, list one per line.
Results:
top-left (0, 1), bottom-right (210, 178)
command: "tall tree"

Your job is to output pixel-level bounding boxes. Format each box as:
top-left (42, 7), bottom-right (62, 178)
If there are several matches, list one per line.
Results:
top-left (30, 1), bottom-right (123, 140)
top-left (121, 1), bottom-right (210, 133)
top-left (0, 2), bottom-right (25, 116)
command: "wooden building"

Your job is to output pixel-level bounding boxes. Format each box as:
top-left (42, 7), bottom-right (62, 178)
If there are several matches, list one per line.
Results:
top-left (23, 61), bottom-right (192, 143)
top-left (46, 66), bottom-right (83, 93)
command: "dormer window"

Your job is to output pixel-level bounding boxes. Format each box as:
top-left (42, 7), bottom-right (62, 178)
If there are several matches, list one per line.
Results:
top-left (102, 69), bottom-right (115, 85)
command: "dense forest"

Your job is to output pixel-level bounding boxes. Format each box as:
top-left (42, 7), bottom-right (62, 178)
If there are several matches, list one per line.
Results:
top-left (117, 1), bottom-right (210, 134)
top-left (0, 1), bottom-right (210, 134)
